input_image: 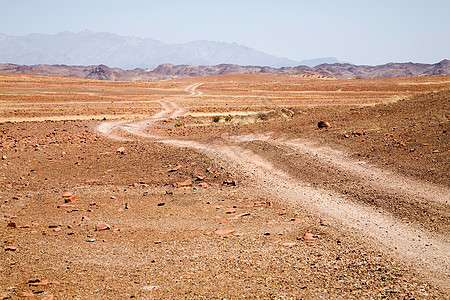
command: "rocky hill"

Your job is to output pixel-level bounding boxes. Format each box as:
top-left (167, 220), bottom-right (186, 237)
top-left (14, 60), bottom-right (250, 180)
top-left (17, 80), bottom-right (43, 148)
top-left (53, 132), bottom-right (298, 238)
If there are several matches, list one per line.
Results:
top-left (0, 60), bottom-right (448, 81)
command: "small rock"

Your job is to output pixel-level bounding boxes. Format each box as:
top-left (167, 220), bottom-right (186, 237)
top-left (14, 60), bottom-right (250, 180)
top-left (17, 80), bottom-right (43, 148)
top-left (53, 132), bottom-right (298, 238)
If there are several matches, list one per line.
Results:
top-left (303, 233), bottom-right (314, 240)
top-left (85, 179), bottom-right (101, 183)
top-left (86, 238), bottom-right (96, 242)
top-left (65, 195), bottom-right (79, 203)
top-left (317, 121), bottom-right (331, 129)
top-left (7, 221), bottom-right (17, 228)
top-left (291, 218), bottom-right (303, 224)
top-left (125, 203), bottom-right (131, 209)
top-left (5, 246), bottom-right (17, 251)
top-left (95, 223), bottom-right (111, 231)
top-left (223, 180), bottom-right (237, 186)
top-left (29, 278), bottom-right (49, 286)
top-left (62, 192), bottom-right (73, 198)
top-left (17, 291), bottom-right (35, 297)
top-left (320, 220), bottom-right (331, 226)
top-left (116, 147), bottom-right (126, 154)
top-left (281, 242), bottom-right (296, 247)
top-left (199, 182), bottom-right (208, 188)
top-left (167, 165), bottom-right (182, 172)
top-left (42, 295), bottom-right (54, 300)
top-left (173, 179), bottom-right (193, 188)
top-left (213, 229), bottom-right (235, 235)
top-left (157, 203), bottom-right (165, 206)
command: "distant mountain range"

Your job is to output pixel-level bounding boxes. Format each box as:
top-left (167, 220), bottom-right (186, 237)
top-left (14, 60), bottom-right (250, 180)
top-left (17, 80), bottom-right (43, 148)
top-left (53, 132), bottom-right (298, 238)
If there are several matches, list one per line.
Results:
top-left (1, 30), bottom-right (322, 68)
top-left (0, 31), bottom-right (448, 81)
top-left (1, 60), bottom-right (448, 81)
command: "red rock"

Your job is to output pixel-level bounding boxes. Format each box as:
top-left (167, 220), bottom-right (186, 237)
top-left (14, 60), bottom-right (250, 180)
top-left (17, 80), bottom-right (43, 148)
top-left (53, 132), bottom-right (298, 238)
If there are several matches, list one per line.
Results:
top-left (17, 291), bottom-right (34, 297)
top-left (229, 212), bottom-right (251, 220)
top-left (29, 278), bottom-right (49, 286)
top-left (432, 149), bottom-right (440, 153)
top-left (281, 242), bottom-right (296, 247)
top-left (173, 179), bottom-right (193, 188)
top-left (7, 221), bottom-right (17, 228)
top-left (65, 195), bottom-right (79, 203)
top-left (85, 179), bottom-right (101, 183)
top-left (213, 229), bottom-right (235, 235)
top-left (317, 121), bottom-right (331, 129)
top-left (5, 183), bottom-right (12, 188)
top-left (303, 233), bottom-right (314, 240)
top-left (95, 223), bottom-right (111, 231)
top-left (167, 165), bottom-right (182, 172)
top-left (62, 192), bottom-right (73, 198)
top-left (353, 131), bottom-right (365, 136)
top-left (320, 220), bottom-right (331, 226)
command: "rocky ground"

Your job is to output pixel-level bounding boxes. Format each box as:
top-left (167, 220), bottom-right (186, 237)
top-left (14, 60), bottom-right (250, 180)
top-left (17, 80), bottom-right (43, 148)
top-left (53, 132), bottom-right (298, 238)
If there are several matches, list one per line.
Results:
top-left (0, 73), bottom-right (449, 299)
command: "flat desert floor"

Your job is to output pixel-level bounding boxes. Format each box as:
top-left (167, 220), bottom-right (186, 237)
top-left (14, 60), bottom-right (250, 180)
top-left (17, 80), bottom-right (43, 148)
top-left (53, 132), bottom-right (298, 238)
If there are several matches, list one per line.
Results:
top-left (0, 73), bottom-right (449, 299)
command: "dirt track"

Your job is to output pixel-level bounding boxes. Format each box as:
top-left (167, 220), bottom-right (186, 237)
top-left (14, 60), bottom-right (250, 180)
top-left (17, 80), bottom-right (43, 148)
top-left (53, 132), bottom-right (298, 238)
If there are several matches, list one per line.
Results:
top-left (1, 73), bottom-right (449, 298)
top-left (96, 82), bottom-right (450, 293)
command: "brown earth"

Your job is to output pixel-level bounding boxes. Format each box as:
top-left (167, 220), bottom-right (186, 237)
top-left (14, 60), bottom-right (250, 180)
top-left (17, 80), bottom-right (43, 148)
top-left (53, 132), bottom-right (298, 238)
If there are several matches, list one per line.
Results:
top-left (0, 73), bottom-right (449, 299)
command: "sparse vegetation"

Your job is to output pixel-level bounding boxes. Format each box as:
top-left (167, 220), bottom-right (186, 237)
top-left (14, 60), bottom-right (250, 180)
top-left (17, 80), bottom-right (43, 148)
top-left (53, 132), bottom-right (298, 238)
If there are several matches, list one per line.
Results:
top-left (174, 120), bottom-right (185, 127)
top-left (225, 114), bottom-right (233, 122)
top-left (212, 116), bottom-right (220, 123)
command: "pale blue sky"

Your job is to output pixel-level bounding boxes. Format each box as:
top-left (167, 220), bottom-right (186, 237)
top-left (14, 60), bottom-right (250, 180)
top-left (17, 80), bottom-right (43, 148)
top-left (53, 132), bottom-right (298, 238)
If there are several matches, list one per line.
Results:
top-left (1, 0), bottom-right (449, 65)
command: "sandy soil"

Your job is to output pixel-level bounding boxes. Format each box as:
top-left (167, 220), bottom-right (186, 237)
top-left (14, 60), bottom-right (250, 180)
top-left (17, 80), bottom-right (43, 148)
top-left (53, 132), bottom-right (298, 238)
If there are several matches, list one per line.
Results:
top-left (0, 73), bottom-right (449, 299)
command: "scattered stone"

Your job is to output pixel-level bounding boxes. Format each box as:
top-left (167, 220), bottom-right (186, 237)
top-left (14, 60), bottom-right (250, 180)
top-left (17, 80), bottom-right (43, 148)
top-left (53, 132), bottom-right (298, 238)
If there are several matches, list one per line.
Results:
top-left (17, 291), bottom-right (35, 297)
top-left (167, 165), bottom-right (182, 172)
top-left (223, 180), bottom-right (237, 186)
top-left (173, 179), bottom-right (193, 188)
top-left (28, 278), bottom-right (49, 286)
top-left (213, 229), bottom-right (235, 235)
top-left (281, 242), bottom-right (296, 247)
top-left (62, 192), bottom-right (73, 198)
top-left (317, 121), bottom-right (331, 129)
top-left (7, 221), bottom-right (17, 228)
top-left (303, 233), bottom-right (314, 240)
top-left (95, 223), bottom-right (111, 231)
top-left (229, 212), bottom-right (251, 220)
top-left (116, 147), bottom-right (126, 154)
top-left (65, 195), bottom-right (79, 203)
top-left (85, 179), bottom-right (101, 183)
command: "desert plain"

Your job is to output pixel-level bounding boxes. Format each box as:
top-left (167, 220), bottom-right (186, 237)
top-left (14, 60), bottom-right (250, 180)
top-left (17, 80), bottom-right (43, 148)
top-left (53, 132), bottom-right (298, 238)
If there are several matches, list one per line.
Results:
top-left (0, 73), bottom-right (449, 299)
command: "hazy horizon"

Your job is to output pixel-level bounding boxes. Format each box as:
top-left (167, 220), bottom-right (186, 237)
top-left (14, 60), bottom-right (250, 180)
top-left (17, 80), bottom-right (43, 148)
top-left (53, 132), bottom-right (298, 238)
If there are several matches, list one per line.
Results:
top-left (1, 0), bottom-right (449, 66)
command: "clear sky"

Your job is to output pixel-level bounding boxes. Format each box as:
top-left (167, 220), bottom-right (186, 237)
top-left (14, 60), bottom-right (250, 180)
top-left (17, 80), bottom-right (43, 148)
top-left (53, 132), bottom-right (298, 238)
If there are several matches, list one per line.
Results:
top-left (1, 0), bottom-right (449, 65)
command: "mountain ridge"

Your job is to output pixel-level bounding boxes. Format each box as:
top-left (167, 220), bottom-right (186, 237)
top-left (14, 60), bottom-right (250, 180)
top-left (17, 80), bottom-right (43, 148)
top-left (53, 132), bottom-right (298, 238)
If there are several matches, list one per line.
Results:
top-left (0, 60), bottom-right (448, 81)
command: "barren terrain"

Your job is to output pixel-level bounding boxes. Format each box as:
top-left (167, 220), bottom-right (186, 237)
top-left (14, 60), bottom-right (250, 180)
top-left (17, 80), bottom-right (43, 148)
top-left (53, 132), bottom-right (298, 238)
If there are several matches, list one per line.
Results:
top-left (0, 73), bottom-right (449, 299)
